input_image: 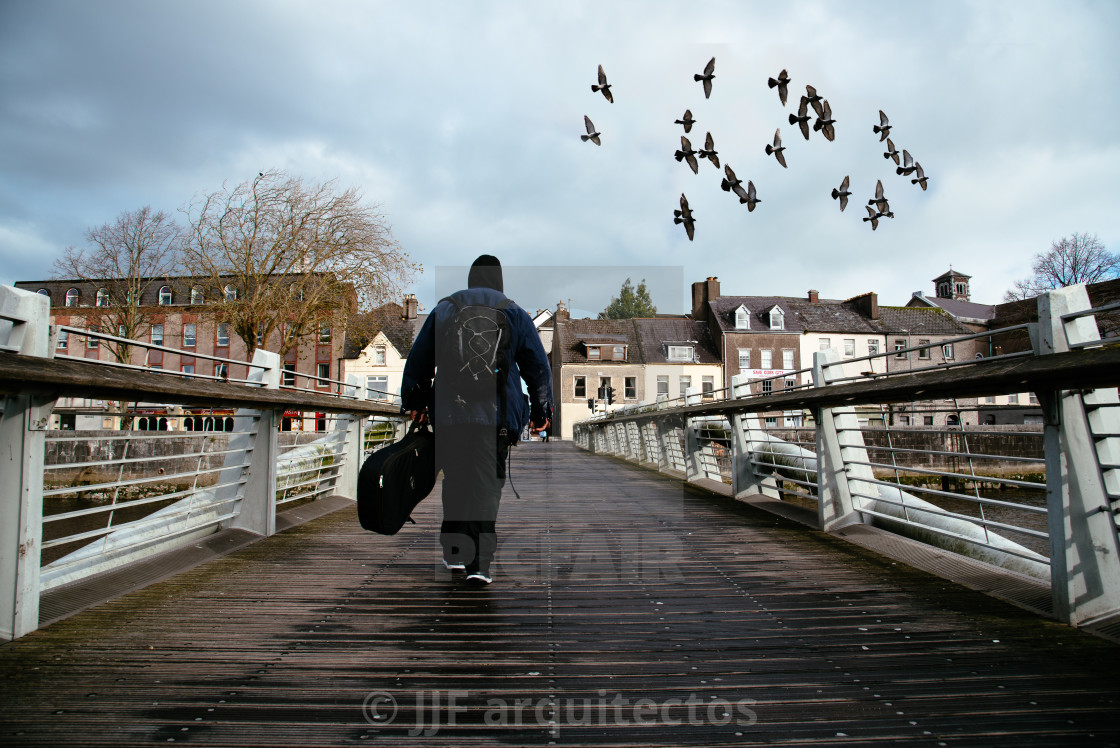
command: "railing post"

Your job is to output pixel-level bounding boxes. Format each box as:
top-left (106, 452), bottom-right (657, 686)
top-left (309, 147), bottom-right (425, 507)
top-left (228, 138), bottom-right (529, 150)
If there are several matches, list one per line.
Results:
top-left (227, 349), bottom-right (281, 537)
top-left (730, 374), bottom-right (775, 499)
top-left (1037, 285), bottom-right (1120, 626)
top-left (684, 387), bottom-right (704, 482)
top-left (0, 286), bottom-right (53, 640)
top-left (814, 348), bottom-right (873, 532)
top-left (332, 375), bottom-right (366, 502)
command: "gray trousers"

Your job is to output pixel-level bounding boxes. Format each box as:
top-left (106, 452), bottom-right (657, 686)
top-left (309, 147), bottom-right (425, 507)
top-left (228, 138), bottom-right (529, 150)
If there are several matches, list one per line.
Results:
top-left (436, 424), bottom-right (508, 575)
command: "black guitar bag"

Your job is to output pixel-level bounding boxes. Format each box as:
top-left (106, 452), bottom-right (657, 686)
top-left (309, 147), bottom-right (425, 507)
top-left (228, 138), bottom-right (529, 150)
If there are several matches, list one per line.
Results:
top-left (357, 421), bottom-right (436, 535)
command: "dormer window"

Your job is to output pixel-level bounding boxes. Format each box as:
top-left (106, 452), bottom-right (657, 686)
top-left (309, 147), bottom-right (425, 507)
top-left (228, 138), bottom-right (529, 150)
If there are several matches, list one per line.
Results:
top-left (96, 288), bottom-right (110, 307)
top-left (587, 346), bottom-right (601, 360)
top-left (65, 288), bottom-right (79, 307)
top-left (158, 285), bottom-right (172, 305)
top-left (769, 306), bottom-right (784, 330)
top-left (224, 285), bottom-right (237, 301)
top-left (612, 345), bottom-right (624, 360)
top-left (734, 305), bottom-right (750, 329)
top-left (191, 287), bottom-right (204, 305)
top-left (667, 345), bottom-right (694, 361)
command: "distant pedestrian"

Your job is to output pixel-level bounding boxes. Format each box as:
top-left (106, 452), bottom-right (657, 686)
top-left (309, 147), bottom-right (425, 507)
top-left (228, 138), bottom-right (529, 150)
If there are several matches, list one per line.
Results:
top-left (401, 255), bottom-right (553, 585)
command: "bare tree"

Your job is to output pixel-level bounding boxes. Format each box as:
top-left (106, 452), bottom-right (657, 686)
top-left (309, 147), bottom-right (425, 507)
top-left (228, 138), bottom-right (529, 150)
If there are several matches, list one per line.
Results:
top-left (182, 170), bottom-right (419, 360)
top-left (1004, 232), bottom-right (1119, 301)
top-left (53, 206), bottom-right (183, 363)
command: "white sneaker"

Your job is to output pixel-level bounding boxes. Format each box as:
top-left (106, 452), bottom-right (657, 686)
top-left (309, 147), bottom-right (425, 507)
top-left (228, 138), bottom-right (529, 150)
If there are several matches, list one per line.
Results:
top-left (465, 572), bottom-right (492, 585)
top-left (443, 559), bottom-right (466, 571)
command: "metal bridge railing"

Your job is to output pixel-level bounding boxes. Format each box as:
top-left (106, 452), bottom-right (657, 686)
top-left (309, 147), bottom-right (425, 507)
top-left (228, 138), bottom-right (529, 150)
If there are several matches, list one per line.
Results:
top-left (0, 285), bottom-right (407, 641)
top-left (575, 284), bottom-right (1120, 630)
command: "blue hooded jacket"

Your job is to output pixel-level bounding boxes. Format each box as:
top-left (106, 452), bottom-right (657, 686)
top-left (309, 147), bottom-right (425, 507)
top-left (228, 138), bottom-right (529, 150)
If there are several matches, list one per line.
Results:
top-left (401, 286), bottom-right (553, 436)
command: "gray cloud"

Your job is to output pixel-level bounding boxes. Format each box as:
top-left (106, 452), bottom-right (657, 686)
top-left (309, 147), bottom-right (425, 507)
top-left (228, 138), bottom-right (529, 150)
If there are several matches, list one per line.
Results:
top-left (2, 0), bottom-right (1117, 312)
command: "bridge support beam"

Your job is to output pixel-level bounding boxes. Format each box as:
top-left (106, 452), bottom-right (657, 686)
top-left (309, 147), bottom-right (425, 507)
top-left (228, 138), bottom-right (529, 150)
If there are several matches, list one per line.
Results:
top-left (228, 349), bottom-right (281, 537)
top-left (0, 287), bottom-right (52, 641)
top-left (730, 374), bottom-right (778, 500)
top-left (333, 375), bottom-right (366, 502)
top-left (1038, 285), bottom-right (1120, 627)
top-left (814, 348), bottom-right (873, 532)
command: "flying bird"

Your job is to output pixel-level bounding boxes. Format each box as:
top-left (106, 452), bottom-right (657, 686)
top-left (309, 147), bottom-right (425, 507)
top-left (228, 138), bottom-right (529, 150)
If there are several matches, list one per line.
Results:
top-left (674, 135), bottom-right (699, 174)
top-left (767, 69), bottom-right (791, 106)
top-left (883, 138), bottom-right (900, 165)
top-left (873, 110), bottom-right (891, 141)
top-left (863, 205), bottom-right (881, 231)
top-left (812, 99), bottom-right (836, 141)
top-left (804, 84), bottom-right (823, 110)
top-left (673, 193), bottom-right (696, 241)
top-left (867, 179), bottom-right (891, 214)
top-left (897, 149), bottom-right (917, 176)
top-left (788, 96), bottom-right (811, 140)
top-left (694, 57), bottom-right (716, 99)
top-left (581, 116), bottom-right (601, 145)
top-left (765, 128), bottom-right (787, 168)
top-left (831, 175), bottom-right (851, 211)
top-left (911, 162), bottom-right (928, 190)
top-left (698, 132), bottom-right (720, 168)
top-left (742, 180), bottom-right (760, 212)
top-left (720, 164), bottom-right (743, 193)
top-left (675, 109), bottom-right (695, 133)
top-left (591, 64), bottom-right (613, 103)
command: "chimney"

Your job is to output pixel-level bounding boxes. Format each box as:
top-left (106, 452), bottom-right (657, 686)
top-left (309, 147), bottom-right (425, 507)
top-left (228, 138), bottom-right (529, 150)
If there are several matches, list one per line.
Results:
top-left (554, 300), bottom-right (570, 324)
top-left (403, 294), bottom-right (418, 320)
top-left (691, 276), bottom-right (720, 320)
top-left (851, 291), bottom-right (879, 320)
top-left (808, 289), bottom-right (819, 303)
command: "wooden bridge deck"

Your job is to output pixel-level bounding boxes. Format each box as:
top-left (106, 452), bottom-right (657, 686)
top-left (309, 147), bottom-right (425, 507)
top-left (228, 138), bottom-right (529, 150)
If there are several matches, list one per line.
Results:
top-left (2, 441), bottom-right (1118, 746)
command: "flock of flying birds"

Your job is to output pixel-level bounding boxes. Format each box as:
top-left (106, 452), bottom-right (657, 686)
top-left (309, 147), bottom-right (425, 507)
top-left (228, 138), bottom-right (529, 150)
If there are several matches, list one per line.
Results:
top-left (582, 60), bottom-right (931, 241)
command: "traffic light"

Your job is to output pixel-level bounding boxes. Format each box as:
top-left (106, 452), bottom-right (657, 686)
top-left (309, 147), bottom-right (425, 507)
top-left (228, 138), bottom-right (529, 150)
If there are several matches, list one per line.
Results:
top-left (606, 387), bottom-right (615, 405)
top-left (587, 398), bottom-right (596, 411)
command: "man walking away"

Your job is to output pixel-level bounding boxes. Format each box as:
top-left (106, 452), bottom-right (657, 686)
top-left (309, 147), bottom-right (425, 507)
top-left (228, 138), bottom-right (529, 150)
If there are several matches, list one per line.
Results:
top-left (401, 255), bottom-right (552, 585)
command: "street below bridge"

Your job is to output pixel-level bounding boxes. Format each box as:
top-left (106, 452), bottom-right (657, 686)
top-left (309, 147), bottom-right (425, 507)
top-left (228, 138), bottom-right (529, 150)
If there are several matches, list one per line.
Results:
top-left (1, 441), bottom-right (1118, 746)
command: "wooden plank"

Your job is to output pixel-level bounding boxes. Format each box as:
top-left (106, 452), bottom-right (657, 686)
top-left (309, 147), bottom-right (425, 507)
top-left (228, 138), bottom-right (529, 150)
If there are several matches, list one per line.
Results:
top-left (1, 442), bottom-right (1118, 746)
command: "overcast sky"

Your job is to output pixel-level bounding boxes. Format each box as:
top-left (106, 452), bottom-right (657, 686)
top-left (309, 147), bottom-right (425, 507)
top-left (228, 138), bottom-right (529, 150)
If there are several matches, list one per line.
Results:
top-left (2, 1), bottom-right (1117, 319)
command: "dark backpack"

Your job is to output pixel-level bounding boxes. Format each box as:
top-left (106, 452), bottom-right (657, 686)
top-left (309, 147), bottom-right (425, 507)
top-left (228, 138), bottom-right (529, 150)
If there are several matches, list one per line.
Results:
top-left (435, 296), bottom-right (513, 440)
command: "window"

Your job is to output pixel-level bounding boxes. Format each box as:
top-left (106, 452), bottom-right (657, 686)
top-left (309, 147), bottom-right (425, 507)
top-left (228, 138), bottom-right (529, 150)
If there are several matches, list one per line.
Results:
top-left (899, 415), bottom-right (911, 426)
top-left (574, 376), bottom-right (586, 398)
top-left (613, 345), bottom-right (625, 360)
top-left (283, 321), bottom-right (294, 341)
top-left (216, 323), bottom-right (230, 347)
top-left (701, 376), bottom-right (714, 399)
top-left (374, 345), bottom-right (387, 365)
top-left (65, 288), bottom-right (79, 307)
top-left (785, 378), bottom-right (796, 390)
top-left (183, 323), bottom-right (196, 348)
top-left (769, 307), bottom-right (784, 330)
top-left (587, 346), bottom-right (600, 360)
top-left (215, 363), bottom-right (228, 379)
top-left (656, 375), bottom-right (669, 399)
top-left (37, 288), bottom-right (50, 299)
top-left (118, 324), bottom-right (126, 338)
top-left (625, 376), bottom-right (637, 399)
top-left (282, 363), bottom-right (296, 386)
top-left (868, 340), bottom-right (880, 357)
top-left (734, 306), bottom-right (750, 329)
top-left (317, 362), bottom-right (330, 384)
top-left (1008, 393), bottom-right (1019, 404)
top-left (224, 285), bottom-right (237, 301)
top-left (984, 395), bottom-right (996, 404)
top-left (1029, 392), bottom-right (1038, 405)
top-left (256, 324), bottom-right (265, 346)
top-left (191, 287), bottom-right (204, 305)
top-left (843, 339), bottom-right (855, 356)
top-left (96, 288), bottom-right (109, 307)
top-left (942, 343), bottom-right (954, 360)
top-left (158, 286), bottom-right (172, 305)
top-left (782, 349), bottom-right (794, 370)
top-left (956, 283), bottom-right (966, 296)
top-left (679, 376), bottom-right (691, 398)
top-left (367, 375), bottom-right (389, 401)
top-left (894, 339), bottom-right (906, 358)
top-left (760, 350), bottom-right (772, 369)
top-left (87, 326), bottom-right (99, 348)
top-left (181, 364), bottom-right (195, 375)
top-left (939, 283), bottom-right (950, 297)
top-left (764, 416), bottom-right (778, 427)
top-left (319, 324), bottom-right (331, 344)
top-left (918, 339), bottom-right (931, 359)
top-left (819, 337), bottom-right (831, 351)
top-left (738, 349), bottom-right (750, 369)
top-left (667, 345), bottom-right (694, 361)
top-left (924, 416), bottom-right (934, 426)
top-left (57, 329), bottom-right (68, 349)
top-left (150, 323), bottom-right (163, 346)
top-left (761, 379), bottom-right (773, 395)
